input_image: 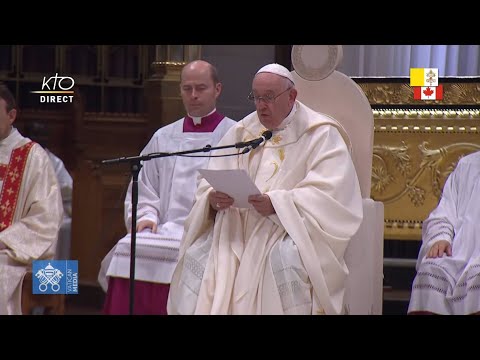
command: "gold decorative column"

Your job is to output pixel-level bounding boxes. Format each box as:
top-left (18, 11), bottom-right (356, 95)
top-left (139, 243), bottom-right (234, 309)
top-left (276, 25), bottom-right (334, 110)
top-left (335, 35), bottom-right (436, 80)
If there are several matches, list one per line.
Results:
top-left (145, 45), bottom-right (201, 133)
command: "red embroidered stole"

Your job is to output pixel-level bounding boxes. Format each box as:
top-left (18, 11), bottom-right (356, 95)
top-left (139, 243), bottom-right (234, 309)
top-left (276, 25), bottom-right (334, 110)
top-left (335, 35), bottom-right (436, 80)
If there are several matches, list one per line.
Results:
top-left (0, 142), bottom-right (34, 231)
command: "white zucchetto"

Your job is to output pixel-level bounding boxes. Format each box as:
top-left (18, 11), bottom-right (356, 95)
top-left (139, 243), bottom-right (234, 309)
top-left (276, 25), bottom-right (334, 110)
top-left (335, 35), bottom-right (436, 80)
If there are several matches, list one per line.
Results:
top-left (256, 63), bottom-right (295, 84)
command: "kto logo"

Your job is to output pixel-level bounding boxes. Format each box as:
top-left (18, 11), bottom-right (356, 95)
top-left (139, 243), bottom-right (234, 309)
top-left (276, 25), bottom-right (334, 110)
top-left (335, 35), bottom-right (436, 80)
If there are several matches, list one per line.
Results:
top-left (30, 73), bottom-right (75, 103)
top-left (32, 260), bottom-right (79, 295)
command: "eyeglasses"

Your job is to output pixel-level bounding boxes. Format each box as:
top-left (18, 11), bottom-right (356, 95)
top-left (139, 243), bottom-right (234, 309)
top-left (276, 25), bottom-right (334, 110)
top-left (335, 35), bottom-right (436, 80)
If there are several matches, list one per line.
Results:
top-left (247, 87), bottom-right (292, 104)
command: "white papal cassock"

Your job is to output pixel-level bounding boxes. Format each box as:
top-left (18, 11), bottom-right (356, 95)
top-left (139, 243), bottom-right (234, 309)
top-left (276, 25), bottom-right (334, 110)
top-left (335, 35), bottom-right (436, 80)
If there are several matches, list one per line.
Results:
top-left (168, 101), bottom-right (363, 315)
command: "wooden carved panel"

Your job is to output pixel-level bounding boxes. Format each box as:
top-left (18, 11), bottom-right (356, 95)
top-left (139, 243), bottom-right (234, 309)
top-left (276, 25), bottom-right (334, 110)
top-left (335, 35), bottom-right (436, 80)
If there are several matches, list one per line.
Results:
top-left (70, 91), bottom-right (151, 286)
top-left (71, 160), bottom-right (131, 286)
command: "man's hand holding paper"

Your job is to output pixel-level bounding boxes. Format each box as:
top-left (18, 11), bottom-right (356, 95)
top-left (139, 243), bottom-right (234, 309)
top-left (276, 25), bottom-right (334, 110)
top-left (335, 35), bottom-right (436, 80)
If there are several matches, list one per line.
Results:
top-left (209, 190), bottom-right (234, 211)
top-left (199, 169), bottom-right (262, 209)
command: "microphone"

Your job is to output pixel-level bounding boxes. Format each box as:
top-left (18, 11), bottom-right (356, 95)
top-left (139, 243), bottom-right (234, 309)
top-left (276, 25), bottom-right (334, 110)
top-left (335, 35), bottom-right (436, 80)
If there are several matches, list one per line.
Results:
top-left (235, 130), bottom-right (273, 149)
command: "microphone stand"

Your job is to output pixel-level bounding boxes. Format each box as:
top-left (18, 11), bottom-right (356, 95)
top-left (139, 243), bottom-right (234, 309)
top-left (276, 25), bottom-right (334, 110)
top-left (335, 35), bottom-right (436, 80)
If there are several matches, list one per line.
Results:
top-left (101, 140), bottom-right (258, 315)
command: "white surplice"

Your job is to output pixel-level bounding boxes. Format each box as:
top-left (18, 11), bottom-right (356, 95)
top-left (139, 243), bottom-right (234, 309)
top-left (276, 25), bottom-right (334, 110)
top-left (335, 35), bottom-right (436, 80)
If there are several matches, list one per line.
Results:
top-left (0, 128), bottom-right (63, 315)
top-left (46, 149), bottom-right (73, 260)
top-left (408, 151), bottom-right (480, 314)
top-left (167, 101), bottom-right (363, 315)
top-left (46, 149), bottom-right (73, 218)
top-left (98, 116), bottom-right (236, 289)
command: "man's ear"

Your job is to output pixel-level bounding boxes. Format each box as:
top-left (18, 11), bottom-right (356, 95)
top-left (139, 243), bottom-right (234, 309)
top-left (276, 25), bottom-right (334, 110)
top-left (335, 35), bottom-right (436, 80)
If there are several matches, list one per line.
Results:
top-left (215, 82), bottom-right (222, 97)
top-left (8, 109), bottom-right (16, 124)
top-left (289, 88), bottom-right (298, 102)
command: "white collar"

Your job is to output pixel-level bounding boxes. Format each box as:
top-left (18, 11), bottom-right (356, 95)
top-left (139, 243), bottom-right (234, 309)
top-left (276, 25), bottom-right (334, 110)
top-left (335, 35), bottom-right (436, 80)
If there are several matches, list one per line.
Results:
top-left (273, 102), bottom-right (297, 132)
top-left (0, 127), bottom-right (18, 147)
top-left (189, 108), bottom-right (217, 126)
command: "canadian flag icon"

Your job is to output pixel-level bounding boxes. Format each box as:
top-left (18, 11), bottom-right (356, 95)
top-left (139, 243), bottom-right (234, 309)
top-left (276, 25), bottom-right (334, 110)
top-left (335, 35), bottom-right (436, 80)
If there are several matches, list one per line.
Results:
top-left (413, 85), bottom-right (443, 100)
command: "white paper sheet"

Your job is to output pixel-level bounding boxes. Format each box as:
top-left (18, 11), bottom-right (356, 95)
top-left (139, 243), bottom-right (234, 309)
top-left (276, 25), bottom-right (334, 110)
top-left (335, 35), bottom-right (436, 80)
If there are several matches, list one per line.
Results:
top-left (198, 169), bottom-right (261, 208)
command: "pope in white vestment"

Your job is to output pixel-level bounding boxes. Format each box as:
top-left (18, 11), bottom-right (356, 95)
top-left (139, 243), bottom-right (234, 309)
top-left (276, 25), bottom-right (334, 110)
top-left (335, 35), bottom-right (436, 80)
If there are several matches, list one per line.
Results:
top-left (408, 151), bottom-right (480, 315)
top-left (0, 128), bottom-right (63, 315)
top-left (167, 64), bottom-right (363, 315)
